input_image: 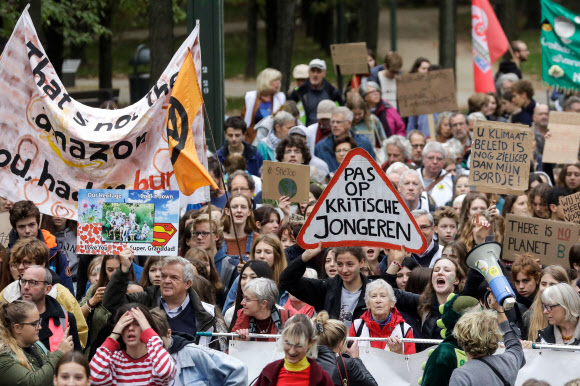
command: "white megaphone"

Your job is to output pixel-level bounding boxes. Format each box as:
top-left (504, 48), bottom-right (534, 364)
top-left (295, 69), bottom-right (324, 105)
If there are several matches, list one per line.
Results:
top-left (466, 242), bottom-right (516, 311)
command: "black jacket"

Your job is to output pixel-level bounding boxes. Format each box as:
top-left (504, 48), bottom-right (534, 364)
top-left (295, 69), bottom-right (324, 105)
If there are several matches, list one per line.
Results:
top-left (316, 345), bottom-right (378, 386)
top-left (537, 324), bottom-right (580, 345)
top-left (280, 257), bottom-right (368, 321)
top-left (288, 79), bottom-right (343, 126)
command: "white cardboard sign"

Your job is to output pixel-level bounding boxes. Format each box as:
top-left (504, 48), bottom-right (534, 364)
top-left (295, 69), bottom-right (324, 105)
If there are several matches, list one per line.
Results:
top-left (297, 149), bottom-right (427, 253)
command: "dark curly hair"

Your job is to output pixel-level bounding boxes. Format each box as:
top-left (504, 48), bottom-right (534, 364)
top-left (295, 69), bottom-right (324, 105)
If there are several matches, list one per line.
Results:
top-left (275, 136), bottom-right (311, 165)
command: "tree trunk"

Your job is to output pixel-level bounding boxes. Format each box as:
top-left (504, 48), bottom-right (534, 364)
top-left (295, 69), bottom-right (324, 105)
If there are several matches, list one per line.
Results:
top-left (265, 1), bottom-right (277, 68)
top-left (272, 0), bottom-right (296, 92)
top-left (149, 0), bottom-right (174, 84)
top-left (98, 1), bottom-right (115, 91)
top-left (439, 0), bottom-right (456, 73)
top-left (498, 0), bottom-right (518, 41)
top-left (44, 24), bottom-right (64, 78)
top-left (358, 0), bottom-right (379, 52)
top-left (245, 0), bottom-right (258, 78)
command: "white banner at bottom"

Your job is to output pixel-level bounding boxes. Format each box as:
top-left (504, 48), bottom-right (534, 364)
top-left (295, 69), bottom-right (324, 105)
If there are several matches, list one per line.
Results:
top-left (229, 341), bottom-right (580, 385)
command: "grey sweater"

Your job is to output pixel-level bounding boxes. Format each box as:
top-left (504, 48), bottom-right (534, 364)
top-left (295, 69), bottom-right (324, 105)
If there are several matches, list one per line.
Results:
top-left (449, 320), bottom-right (525, 386)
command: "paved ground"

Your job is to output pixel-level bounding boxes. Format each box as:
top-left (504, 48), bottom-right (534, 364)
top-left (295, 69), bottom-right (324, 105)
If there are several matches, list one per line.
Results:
top-left (70, 6), bottom-right (547, 108)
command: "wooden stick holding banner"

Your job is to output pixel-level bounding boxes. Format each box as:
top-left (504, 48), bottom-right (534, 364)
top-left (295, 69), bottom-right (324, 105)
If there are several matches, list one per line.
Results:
top-left (427, 114), bottom-right (436, 139)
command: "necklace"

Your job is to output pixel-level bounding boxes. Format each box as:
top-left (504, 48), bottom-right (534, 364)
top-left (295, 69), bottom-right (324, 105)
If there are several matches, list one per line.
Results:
top-left (257, 318), bottom-right (272, 334)
top-left (562, 333), bottom-right (573, 341)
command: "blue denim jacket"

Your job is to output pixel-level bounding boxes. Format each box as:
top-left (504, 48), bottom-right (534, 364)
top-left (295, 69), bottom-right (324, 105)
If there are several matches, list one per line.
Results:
top-left (171, 343), bottom-right (248, 385)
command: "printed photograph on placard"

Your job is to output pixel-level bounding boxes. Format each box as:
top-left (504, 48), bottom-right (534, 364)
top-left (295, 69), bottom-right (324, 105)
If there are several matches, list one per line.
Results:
top-left (101, 203), bottom-right (154, 243)
top-left (77, 189), bottom-right (180, 256)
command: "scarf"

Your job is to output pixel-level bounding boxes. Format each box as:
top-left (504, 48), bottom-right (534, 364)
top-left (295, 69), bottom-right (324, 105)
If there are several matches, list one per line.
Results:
top-left (284, 299), bottom-right (315, 317)
top-left (249, 305), bottom-right (284, 334)
top-left (266, 129), bottom-right (281, 151)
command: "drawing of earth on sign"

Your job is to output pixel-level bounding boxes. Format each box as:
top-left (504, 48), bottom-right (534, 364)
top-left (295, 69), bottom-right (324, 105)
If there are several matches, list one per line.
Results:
top-left (278, 178), bottom-right (298, 198)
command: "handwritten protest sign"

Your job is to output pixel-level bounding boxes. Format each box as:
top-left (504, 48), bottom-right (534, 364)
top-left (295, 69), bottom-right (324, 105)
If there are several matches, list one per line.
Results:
top-left (330, 42), bottom-right (368, 75)
top-left (503, 214), bottom-right (579, 267)
top-left (396, 69), bottom-right (458, 117)
top-left (77, 189), bottom-right (179, 256)
top-left (543, 111), bottom-right (580, 164)
top-left (0, 10), bottom-right (209, 219)
top-left (560, 191), bottom-right (580, 223)
top-left (262, 161), bottom-right (310, 204)
top-left (469, 121), bottom-right (532, 195)
top-left (297, 149), bottom-right (427, 253)
top-left (0, 212), bottom-right (10, 248)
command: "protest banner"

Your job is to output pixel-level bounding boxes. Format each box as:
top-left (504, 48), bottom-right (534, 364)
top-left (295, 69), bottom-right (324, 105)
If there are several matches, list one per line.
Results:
top-left (469, 121), bottom-right (533, 195)
top-left (297, 148), bottom-right (427, 253)
top-left (0, 9), bottom-right (211, 219)
top-left (229, 340), bottom-right (579, 386)
top-left (396, 69), bottom-right (458, 118)
top-left (541, 0), bottom-right (580, 93)
top-left (77, 189), bottom-right (179, 256)
top-left (560, 191), bottom-right (580, 223)
top-left (503, 214), bottom-right (579, 267)
top-left (261, 161), bottom-right (310, 204)
top-left (542, 111), bottom-right (580, 164)
top-left (330, 42), bottom-right (369, 76)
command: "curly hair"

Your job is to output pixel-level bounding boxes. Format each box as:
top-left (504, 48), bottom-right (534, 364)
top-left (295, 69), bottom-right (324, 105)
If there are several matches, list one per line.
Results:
top-left (454, 310), bottom-right (502, 358)
top-left (275, 135), bottom-right (312, 165)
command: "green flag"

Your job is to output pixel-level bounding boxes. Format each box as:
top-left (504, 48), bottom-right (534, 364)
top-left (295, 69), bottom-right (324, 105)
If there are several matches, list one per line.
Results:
top-left (541, 0), bottom-right (580, 92)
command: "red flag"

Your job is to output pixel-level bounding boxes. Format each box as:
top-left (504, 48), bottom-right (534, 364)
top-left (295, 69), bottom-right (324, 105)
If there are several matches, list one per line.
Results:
top-left (472, 0), bottom-right (509, 93)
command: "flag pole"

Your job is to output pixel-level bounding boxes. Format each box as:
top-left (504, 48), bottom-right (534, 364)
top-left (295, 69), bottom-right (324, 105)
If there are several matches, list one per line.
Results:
top-left (202, 103), bottom-right (245, 263)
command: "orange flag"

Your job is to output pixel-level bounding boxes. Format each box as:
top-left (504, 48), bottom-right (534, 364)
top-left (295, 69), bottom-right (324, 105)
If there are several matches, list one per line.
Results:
top-left (165, 50), bottom-right (218, 194)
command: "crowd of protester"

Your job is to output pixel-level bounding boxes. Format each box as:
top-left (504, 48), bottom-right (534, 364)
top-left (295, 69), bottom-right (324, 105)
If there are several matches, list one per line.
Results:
top-left (1, 45), bottom-right (580, 385)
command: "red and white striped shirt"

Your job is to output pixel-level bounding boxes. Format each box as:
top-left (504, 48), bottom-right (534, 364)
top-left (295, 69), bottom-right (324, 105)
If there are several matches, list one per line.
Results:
top-left (90, 328), bottom-right (176, 385)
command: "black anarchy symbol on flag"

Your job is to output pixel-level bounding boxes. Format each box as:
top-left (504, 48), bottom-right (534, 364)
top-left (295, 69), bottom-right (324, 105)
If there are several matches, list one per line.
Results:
top-left (166, 96), bottom-right (189, 165)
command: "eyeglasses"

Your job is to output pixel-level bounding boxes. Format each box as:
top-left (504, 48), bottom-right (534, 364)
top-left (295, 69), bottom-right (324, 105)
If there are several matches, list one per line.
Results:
top-left (161, 274), bottom-right (183, 282)
top-left (19, 318), bottom-right (42, 329)
top-left (19, 279), bottom-right (49, 287)
top-left (241, 296), bottom-right (259, 303)
top-left (194, 231), bottom-right (214, 238)
top-left (542, 303), bottom-right (561, 312)
top-left (367, 90), bottom-right (380, 95)
top-left (10, 260), bottom-right (32, 268)
top-left (231, 187), bottom-right (250, 193)
top-left (419, 225), bottom-right (433, 231)
top-left (335, 149), bottom-right (350, 154)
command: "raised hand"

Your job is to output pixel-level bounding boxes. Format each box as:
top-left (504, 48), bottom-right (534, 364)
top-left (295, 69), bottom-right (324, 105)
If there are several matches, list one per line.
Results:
top-left (119, 247), bottom-right (135, 272)
top-left (302, 242), bottom-right (323, 263)
top-left (131, 307), bottom-right (152, 331)
top-left (57, 326), bottom-right (74, 353)
top-left (112, 311), bottom-right (134, 335)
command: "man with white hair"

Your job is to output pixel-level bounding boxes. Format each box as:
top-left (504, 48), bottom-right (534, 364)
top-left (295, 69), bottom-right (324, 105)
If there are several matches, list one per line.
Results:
top-left (398, 169), bottom-right (435, 212)
top-left (103, 249), bottom-right (218, 348)
top-left (382, 135), bottom-right (412, 170)
top-left (315, 106), bottom-right (376, 172)
top-left (418, 142), bottom-right (454, 208)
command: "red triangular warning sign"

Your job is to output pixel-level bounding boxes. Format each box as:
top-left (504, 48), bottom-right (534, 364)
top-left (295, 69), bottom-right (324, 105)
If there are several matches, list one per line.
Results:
top-left (297, 148), bottom-right (428, 253)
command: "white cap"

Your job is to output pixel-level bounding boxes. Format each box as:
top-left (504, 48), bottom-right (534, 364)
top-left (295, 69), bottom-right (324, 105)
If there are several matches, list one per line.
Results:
top-left (309, 59), bottom-right (327, 71)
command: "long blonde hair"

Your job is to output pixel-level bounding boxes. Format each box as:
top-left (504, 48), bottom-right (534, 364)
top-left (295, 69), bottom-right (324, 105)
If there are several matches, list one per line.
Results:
top-left (0, 300), bottom-right (37, 370)
top-left (527, 265), bottom-right (570, 341)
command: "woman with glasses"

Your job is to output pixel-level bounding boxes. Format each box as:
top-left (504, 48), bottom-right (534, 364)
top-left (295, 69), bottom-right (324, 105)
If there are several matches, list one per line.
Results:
top-left (0, 300), bottom-right (74, 385)
top-left (233, 278), bottom-right (294, 342)
top-left (333, 136), bottom-right (357, 166)
top-left (537, 283), bottom-right (580, 345)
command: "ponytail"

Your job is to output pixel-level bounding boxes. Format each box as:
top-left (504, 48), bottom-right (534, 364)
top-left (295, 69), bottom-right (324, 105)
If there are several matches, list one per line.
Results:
top-left (0, 300), bottom-right (37, 370)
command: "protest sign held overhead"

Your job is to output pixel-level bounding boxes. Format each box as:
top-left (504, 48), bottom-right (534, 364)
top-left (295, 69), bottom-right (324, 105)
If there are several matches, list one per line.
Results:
top-left (0, 9), bottom-right (211, 219)
top-left (330, 42), bottom-right (369, 75)
top-left (469, 121), bottom-right (533, 195)
top-left (396, 69), bottom-right (458, 117)
top-left (77, 189), bottom-right (180, 256)
top-left (297, 149), bottom-right (427, 253)
top-left (261, 161), bottom-right (310, 204)
top-left (503, 214), bottom-right (579, 267)
top-left (542, 111), bottom-right (580, 164)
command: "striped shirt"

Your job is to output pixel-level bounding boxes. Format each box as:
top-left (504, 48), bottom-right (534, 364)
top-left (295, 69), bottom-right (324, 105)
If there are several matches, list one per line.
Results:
top-left (90, 328), bottom-right (176, 385)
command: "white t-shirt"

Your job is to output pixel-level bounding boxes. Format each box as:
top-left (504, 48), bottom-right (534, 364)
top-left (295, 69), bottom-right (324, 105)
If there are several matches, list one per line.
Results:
top-left (378, 71), bottom-right (398, 109)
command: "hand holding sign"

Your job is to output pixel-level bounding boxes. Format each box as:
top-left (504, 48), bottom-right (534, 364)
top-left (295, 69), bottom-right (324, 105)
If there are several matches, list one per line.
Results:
top-left (302, 242), bottom-right (323, 263)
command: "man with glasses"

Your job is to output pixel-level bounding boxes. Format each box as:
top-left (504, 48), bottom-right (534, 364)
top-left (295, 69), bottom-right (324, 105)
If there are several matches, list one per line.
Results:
top-left (20, 265), bottom-right (82, 352)
top-left (407, 130), bottom-right (426, 168)
top-left (227, 170), bottom-right (257, 210)
top-left (418, 141), bottom-right (455, 208)
top-left (102, 249), bottom-right (218, 348)
top-left (0, 237), bottom-right (88, 348)
top-left (449, 113), bottom-right (471, 152)
top-left (315, 106), bottom-right (375, 172)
